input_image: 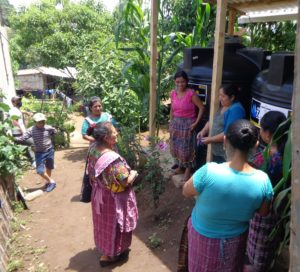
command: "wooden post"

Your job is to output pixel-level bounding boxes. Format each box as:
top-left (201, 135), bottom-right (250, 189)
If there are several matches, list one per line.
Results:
top-left (206, 0), bottom-right (227, 162)
top-left (149, 0), bottom-right (158, 138)
top-left (228, 9), bottom-right (236, 35)
top-left (290, 2), bottom-right (300, 270)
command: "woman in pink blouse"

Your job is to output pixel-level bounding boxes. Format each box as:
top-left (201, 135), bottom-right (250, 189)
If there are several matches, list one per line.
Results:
top-left (169, 70), bottom-right (205, 183)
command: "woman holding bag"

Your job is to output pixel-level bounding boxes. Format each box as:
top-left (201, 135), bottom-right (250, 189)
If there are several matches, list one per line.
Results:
top-left (87, 122), bottom-right (138, 267)
top-left (80, 96), bottom-right (118, 202)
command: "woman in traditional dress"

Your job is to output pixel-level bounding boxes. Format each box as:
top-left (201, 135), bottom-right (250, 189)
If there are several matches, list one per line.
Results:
top-left (197, 84), bottom-right (245, 163)
top-left (169, 70), bottom-right (205, 182)
top-left (182, 119), bottom-right (273, 272)
top-left (246, 111), bottom-right (289, 272)
top-left (251, 111), bottom-right (288, 186)
top-left (88, 122), bottom-right (138, 267)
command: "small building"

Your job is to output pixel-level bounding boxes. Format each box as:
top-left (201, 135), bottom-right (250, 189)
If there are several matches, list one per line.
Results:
top-left (16, 66), bottom-right (77, 96)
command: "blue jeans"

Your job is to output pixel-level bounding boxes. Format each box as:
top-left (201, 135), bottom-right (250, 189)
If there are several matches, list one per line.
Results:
top-left (35, 148), bottom-right (55, 174)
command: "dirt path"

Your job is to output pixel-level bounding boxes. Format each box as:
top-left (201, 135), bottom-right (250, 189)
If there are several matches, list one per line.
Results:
top-left (15, 115), bottom-right (193, 272)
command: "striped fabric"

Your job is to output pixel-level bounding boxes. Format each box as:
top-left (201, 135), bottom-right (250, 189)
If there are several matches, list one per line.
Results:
top-left (91, 183), bottom-right (136, 257)
top-left (247, 212), bottom-right (278, 271)
top-left (16, 125), bottom-right (56, 152)
top-left (169, 117), bottom-right (196, 168)
top-left (177, 216), bottom-right (190, 272)
top-left (187, 218), bottom-right (247, 272)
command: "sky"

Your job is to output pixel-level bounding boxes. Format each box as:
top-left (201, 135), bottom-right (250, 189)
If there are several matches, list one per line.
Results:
top-left (9, 0), bottom-right (119, 12)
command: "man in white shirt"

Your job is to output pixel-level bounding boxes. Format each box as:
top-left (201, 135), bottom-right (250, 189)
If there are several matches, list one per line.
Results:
top-left (9, 96), bottom-right (36, 167)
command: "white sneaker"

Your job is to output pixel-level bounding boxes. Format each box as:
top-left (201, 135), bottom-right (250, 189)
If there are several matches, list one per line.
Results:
top-left (31, 162), bottom-right (36, 169)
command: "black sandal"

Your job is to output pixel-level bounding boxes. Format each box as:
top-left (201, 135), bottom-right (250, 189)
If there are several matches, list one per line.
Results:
top-left (99, 250), bottom-right (129, 267)
top-left (171, 163), bottom-right (179, 170)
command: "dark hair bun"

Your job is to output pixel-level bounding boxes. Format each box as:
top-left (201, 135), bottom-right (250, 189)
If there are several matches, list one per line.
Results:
top-left (226, 119), bottom-right (258, 152)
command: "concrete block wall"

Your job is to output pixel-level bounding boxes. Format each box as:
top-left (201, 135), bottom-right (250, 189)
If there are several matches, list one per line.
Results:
top-left (16, 74), bottom-right (44, 91)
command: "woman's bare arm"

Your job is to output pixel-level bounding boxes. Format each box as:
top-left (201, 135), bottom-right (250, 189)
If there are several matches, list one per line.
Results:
top-left (182, 177), bottom-right (198, 197)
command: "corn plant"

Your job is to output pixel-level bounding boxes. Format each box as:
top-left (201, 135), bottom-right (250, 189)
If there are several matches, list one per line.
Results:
top-left (114, 0), bottom-right (212, 132)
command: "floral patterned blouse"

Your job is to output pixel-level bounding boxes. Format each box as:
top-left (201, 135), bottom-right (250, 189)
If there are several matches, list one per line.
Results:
top-left (251, 150), bottom-right (283, 187)
top-left (100, 159), bottom-right (129, 193)
top-left (87, 144), bottom-right (129, 193)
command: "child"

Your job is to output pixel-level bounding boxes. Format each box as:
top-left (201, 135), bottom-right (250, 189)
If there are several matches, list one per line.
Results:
top-left (16, 113), bottom-right (57, 192)
top-left (251, 111), bottom-right (288, 186)
top-left (245, 111), bottom-right (288, 272)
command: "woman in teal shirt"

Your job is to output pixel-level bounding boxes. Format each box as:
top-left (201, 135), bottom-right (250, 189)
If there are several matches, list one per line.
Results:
top-left (183, 120), bottom-right (273, 272)
top-left (81, 97), bottom-right (113, 143)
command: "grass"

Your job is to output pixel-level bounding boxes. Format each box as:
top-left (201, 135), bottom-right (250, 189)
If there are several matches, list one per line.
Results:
top-left (148, 232), bottom-right (162, 249)
top-left (7, 259), bottom-right (23, 272)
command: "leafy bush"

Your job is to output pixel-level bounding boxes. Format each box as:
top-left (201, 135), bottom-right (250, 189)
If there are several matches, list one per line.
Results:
top-left (143, 137), bottom-right (169, 208)
top-left (0, 101), bottom-right (26, 176)
top-left (117, 126), bottom-right (143, 169)
top-left (74, 41), bottom-right (125, 98)
top-left (22, 96), bottom-right (75, 148)
top-left (102, 88), bottom-right (142, 128)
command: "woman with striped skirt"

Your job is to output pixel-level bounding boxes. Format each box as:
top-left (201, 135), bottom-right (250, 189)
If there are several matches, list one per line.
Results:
top-left (88, 122), bottom-right (138, 267)
top-left (182, 120), bottom-right (273, 272)
top-left (169, 70), bottom-right (205, 183)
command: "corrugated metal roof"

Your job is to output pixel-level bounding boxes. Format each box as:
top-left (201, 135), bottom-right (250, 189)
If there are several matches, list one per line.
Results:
top-left (209, 0), bottom-right (298, 23)
top-left (238, 7), bottom-right (298, 23)
top-left (209, 0), bottom-right (298, 14)
top-left (17, 66), bottom-right (77, 79)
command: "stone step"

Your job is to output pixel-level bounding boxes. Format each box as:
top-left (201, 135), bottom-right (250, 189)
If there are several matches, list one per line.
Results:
top-left (171, 174), bottom-right (185, 188)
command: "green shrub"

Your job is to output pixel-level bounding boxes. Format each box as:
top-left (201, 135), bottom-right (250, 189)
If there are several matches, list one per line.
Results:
top-left (0, 99), bottom-right (26, 176)
top-left (22, 96), bottom-right (75, 149)
top-left (102, 88), bottom-right (141, 129)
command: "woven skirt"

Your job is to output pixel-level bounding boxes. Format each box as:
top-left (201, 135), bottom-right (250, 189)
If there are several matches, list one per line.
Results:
top-left (247, 211), bottom-right (278, 271)
top-left (169, 117), bottom-right (196, 168)
top-left (187, 218), bottom-right (247, 272)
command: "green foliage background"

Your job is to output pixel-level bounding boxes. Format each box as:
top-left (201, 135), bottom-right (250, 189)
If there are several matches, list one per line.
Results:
top-left (8, 0), bottom-right (112, 69)
top-left (0, 98), bottom-right (26, 176)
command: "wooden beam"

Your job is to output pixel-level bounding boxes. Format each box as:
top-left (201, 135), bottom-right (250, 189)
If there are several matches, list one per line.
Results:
top-left (149, 0), bottom-right (158, 138)
top-left (290, 1), bottom-right (300, 270)
top-left (206, 0), bottom-right (227, 162)
top-left (228, 8), bottom-right (237, 35)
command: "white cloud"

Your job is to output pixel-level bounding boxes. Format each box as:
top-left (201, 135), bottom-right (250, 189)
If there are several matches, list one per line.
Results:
top-left (9, 0), bottom-right (119, 12)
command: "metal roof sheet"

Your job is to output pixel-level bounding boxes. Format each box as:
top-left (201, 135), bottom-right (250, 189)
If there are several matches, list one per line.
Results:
top-left (17, 66), bottom-right (77, 79)
top-left (238, 7), bottom-right (298, 23)
top-left (209, 0), bottom-right (298, 14)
